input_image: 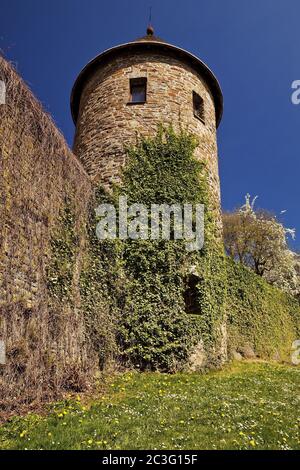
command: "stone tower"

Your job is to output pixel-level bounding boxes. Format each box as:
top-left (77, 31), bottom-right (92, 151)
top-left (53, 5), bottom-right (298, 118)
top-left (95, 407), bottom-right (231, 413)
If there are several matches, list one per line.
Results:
top-left (72, 29), bottom-right (226, 368)
top-left (71, 28), bottom-right (223, 226)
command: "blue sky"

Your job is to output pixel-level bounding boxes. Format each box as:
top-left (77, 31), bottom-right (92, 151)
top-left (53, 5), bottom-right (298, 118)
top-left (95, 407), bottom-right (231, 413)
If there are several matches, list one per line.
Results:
top-left (1, 0), bottom-right (300, 248)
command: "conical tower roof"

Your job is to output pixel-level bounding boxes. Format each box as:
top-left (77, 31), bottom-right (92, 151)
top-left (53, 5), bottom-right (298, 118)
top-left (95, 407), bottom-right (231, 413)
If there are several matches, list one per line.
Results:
top-left (71, 28), bottom-right (223, 127)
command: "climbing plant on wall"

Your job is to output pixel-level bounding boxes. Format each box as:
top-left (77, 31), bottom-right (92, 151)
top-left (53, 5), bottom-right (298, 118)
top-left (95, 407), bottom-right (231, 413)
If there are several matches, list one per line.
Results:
top-left (114, 126), bottom-right (227, 370)
top-left (46, 200), bottom-right (78, 302)
top-left (47, 127), bottom-right (227, 371)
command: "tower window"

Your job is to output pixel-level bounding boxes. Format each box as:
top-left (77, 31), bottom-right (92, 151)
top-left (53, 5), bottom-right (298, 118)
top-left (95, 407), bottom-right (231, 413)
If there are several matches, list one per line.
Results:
top-left (129, 77), bottom-right (147, 104)
top-left (193, 91), bottom-right (205, 123)
top-left (184, 274), bottom-right (201, 314)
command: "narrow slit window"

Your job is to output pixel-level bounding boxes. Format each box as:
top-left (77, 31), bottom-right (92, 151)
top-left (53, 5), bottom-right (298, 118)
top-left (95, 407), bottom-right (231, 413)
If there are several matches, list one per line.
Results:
top-left (193, 91), bottom-right (205, 123)
top-left (129, 78), bottom-right (147, 104)
top-left (184, 274), bottom-right (201, 314)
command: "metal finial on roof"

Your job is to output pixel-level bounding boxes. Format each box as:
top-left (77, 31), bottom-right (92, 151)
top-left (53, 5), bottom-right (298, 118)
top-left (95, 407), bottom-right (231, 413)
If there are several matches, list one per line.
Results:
top-left (147, 24), bottom-right (154, 36)
top-left (147, 6), bottom-right (154, 36)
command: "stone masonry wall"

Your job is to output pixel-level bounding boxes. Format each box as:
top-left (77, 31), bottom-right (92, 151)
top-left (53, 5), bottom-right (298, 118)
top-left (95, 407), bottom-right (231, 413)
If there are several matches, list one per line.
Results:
top-left (0, 56), bottom-right (97, 414)
top-left (73, 49), bottom-right (222, 236)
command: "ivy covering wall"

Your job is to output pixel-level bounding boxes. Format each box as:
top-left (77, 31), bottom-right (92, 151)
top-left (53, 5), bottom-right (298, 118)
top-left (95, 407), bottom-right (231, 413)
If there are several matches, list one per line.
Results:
top-left (46, 201), bottom-right (78, 303)
top-left (75, 127), bottom-right (227, 371)
top-left (47, 127), bottom-right (300, 376)
top-left (0, 55), bottom-right (97, 412)
top-left (226, 257), bottom-right (300, 360)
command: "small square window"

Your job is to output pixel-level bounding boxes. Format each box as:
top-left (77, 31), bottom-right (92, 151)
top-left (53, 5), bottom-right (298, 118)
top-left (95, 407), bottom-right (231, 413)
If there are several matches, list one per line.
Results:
top-left (129, 78), bottom-right (147, 104)
top-left (193, 91), bottom-right (205, 123)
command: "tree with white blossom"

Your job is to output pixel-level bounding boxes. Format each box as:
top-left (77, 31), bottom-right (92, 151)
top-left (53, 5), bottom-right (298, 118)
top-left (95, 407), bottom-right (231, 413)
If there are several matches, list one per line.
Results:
top-left (223, 195), bottom-right (299, 296)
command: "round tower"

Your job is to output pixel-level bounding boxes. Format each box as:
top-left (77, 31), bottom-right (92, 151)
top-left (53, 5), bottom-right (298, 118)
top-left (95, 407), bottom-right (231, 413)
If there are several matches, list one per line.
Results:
top-left (71, 30), bottom-right (226, 367)
top-left (71, 29), bottom-right (223, 228)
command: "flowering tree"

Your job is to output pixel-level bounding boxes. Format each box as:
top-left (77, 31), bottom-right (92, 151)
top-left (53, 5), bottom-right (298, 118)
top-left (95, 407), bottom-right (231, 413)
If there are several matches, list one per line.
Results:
top-left (223, 195), bottom-right (299, 296)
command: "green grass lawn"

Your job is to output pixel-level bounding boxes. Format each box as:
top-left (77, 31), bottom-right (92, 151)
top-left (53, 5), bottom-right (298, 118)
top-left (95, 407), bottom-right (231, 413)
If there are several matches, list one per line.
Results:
top-left (0, 362), bottom-right (299, 450)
